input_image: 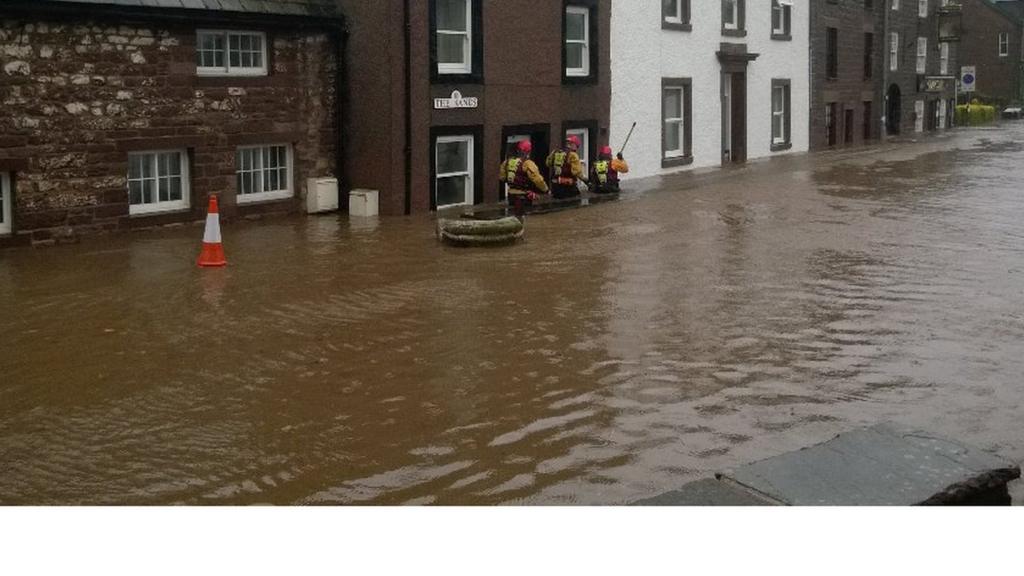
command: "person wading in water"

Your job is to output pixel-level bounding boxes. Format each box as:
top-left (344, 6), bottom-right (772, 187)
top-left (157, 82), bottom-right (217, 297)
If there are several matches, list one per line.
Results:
top-left (500, 139), bottom-right (549, 218)
top-left (590, 145), bottom-right (629, 194)
top-left (546, 134), bottom-right (587, 200)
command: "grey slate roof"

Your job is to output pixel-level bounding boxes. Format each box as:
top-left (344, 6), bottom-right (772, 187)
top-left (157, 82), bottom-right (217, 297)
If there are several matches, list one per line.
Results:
top-left (41, 0), bottom-right (340, 19)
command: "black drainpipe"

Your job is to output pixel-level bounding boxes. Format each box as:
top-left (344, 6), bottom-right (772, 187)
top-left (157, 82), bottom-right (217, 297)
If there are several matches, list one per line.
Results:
top-left (333, 22), bottom-right (348, 206)
top-left (403, 0), bottom-right (413, 215)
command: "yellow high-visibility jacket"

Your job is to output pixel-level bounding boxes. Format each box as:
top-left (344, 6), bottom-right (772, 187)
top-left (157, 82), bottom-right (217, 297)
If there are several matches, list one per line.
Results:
top-left (499, 158), bottom-right (549, 195)
top-left (546, 149), bottom-right (586, 184)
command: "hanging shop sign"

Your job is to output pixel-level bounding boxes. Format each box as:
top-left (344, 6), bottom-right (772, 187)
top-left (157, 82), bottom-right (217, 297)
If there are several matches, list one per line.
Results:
top-left (922, 76), bottom-right (954, 93)
top-left (434, 90), bottom-right (479, 110)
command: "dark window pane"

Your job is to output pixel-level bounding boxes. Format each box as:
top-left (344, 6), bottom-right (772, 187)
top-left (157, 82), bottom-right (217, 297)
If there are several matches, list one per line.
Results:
top-left (437, 0), bottom-right (468, 32)
top-left (436, 175), bottom-right (467, 206)
top-left (436, 140), bottom-right (469, 174)
top-left (129, 181), bottom-right (142, 205)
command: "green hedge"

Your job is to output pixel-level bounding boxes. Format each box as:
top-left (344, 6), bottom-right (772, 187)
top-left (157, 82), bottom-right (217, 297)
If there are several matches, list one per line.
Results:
top-left (955, 101), bottom-right (997, 126)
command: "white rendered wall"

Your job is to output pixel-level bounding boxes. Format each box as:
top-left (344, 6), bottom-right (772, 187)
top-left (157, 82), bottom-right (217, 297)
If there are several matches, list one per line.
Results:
top-left (611, 0), bottom-right (810, 181)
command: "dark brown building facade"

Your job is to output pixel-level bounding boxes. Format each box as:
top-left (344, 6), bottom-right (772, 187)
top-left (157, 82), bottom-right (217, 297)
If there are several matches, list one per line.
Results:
top-left (811, 0), bottom-right (886, 150)
top-left (883, 0), bottom-right (962, 136)
top-left (959, 0), bottom-right (1024, 106)
top-left (337, 0), bottom-right (611, 215)
top-left (0, 0), bottom-right (342, 247)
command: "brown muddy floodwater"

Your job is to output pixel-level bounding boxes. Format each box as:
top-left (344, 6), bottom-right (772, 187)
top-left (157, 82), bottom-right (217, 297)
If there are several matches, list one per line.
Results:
top-left (3, 126), bottom-right (1024, 505)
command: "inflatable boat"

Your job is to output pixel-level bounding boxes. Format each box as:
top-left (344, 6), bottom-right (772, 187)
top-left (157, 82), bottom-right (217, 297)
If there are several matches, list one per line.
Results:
top-left (436, 216), bottom-right (524, 246)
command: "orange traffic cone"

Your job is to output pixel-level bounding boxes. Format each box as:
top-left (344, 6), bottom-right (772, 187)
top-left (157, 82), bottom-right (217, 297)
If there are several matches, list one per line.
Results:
top-left (197, 195), bottom-right (227, 268)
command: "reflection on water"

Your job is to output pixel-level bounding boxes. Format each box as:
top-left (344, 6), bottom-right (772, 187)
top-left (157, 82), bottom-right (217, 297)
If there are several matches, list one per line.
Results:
top-left (3, 126), bottom-right (1024, 504)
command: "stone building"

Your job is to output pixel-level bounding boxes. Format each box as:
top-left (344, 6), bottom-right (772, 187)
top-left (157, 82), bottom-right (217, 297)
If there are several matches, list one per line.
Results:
top-left (336, 0), bottom-right (610, 215)
top-left (609, 0), bottom-right (810, 180)
top-left (958, 0), bottom-right (1024, 106)
top-left (810, 0), bottom-right (886, 150)
top-left (882, 0), bottom-right (962, 136)
top-left (0, 0), bottom-right (342, 247)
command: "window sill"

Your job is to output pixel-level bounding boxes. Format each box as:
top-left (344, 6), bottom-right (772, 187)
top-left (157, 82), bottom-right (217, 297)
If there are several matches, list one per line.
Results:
top-left (771, 33), bottom-right (791, 41)
top-left (129, 206), bottom-right (192, 219)
top-left (237, 192), bottom-right (293, 205)
top-left (770, 142), bottom-right (792, 152)
top-left (662, 155), bottom-right (693, 169)
top-left (663, 20), bottom-right (692, 32)
top-left (196, 69), bottom-right (268, 78)
top-left (722, 28), bottom-right (747, 38)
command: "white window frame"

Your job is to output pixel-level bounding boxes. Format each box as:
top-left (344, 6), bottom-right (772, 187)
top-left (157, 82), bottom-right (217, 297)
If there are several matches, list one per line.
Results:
top-left (0, 171), bottom-right (11, 235)
top-left (940, 42), bottom-right (949, 74)
top-left (235, 144), bottom-right (294, 204)
top-left (435, 135), bottom-right (474, 209)
top-left (919, 0), bottom-right (928, 18)
top-left (999, 32), bottom-right (1009, 57)
top-left (196, 30), bottom-right (268, 77)
top-left (665, 0), bottom-right (684, 24)
top-left (772, 85), bottom-right (787, 145)
top-left (890, 32), bottom-right (900, 71)
top-left (892, 0), bottom-right (900, 10)
top-left (127, 150), bottom-right (190, 216)
top-left (916, 37), bottom-right (927, 74)
top-left (565, 128), bottom-right (590, 173)
top-left (723, 0), bottom-right (739, 30)
top-left (938, 99), bottom-right (948, 129)
top-left (565, 6), bottom-right (591, 77)
top-left (914, 100), bottom-right (925, 132)
top-left (436, 0), bottom-right (472, 75)
top-left (663, 87), bottom-right (685, 158)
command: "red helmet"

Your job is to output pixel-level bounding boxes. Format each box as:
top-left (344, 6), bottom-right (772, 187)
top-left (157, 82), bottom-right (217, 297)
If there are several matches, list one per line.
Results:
top-left (599, 145), bottom-right (613, 156)
top-left (566, 135), bottom-right (581, 149)
top-left (516, 140), bottom-right (532, 154)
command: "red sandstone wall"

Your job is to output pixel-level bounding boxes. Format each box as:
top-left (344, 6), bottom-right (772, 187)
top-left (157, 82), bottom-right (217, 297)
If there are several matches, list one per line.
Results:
top-left (0, 16), bottom-right (338, 246)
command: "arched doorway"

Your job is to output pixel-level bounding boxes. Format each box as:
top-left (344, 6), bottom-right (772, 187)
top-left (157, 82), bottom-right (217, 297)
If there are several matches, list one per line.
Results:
top-left (886, 84), bottom-right (902, 136)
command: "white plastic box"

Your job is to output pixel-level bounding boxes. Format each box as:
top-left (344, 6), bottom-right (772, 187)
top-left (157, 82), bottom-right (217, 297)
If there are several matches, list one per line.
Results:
top-left (306, 177), bottom-right (339, 214)
top-left (349, 189), bottom-right (379, 218)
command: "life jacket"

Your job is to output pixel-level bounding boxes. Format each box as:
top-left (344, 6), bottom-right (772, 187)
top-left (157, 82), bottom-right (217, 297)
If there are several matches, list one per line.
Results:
top-left (594, 159), bottom-right (618, 186)
top-left (551, 149), bottom-right (576, 185)
top-left (506, 157), bottom-right (533, 192)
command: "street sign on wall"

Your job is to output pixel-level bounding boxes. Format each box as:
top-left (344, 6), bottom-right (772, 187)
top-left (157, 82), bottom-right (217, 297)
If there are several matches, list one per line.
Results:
top-left (961, 66), bottom-right (976, 93)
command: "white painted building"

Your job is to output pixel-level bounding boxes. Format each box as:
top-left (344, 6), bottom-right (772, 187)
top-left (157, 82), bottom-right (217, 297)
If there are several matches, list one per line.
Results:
top-left (611, 0), bottom-right (810, 180)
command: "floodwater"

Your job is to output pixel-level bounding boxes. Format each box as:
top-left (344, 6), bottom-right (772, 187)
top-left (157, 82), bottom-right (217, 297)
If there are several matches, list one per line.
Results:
top-left (3, 125), bottom-right (1024, 505)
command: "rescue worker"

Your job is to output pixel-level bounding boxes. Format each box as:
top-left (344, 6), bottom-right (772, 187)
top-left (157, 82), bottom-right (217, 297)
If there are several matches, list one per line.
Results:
top-left (500, 139), bottom-right (549, 217)
top-left (590, 146), bottom-right (629, 194)
top-left (546, 135), bottom-right (587, 200)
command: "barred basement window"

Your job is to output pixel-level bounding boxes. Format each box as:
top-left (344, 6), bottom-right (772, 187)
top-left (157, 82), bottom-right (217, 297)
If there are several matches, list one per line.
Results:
top-left (197, 30), bottom-right (267, 76)
top-left (236, 145), bottom-right (293, 204)
top-left (0, 172), bottom-right (11, 234)
top-left (128, 151), bottom-right (190, 216)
